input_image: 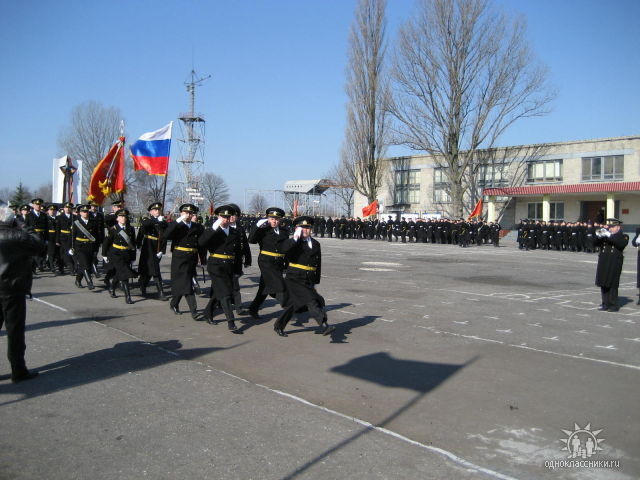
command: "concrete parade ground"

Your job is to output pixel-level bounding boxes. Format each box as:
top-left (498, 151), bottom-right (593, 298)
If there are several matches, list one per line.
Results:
top-left (1, 238), bottom-right (639, 480)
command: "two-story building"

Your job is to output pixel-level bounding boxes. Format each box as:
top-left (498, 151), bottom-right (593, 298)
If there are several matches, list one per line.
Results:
top-left (354, 135), bottom-right (640, 229)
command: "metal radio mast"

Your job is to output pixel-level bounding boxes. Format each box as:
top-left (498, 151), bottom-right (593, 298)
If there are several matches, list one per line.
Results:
top-left (177, 69), bottom-right (211, 209)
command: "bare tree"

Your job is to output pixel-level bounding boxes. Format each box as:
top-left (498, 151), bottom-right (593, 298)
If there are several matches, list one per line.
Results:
top-left (389, 0), bottom-right (555, 217)
top-left (200, 172), bottom-right (230, 210)
top-left (33, 182), bottom-right (53, 202)
top-left (58, 101), bottom-right (123, 200)
top-left (464, 143), bottom-right (550, 220)
top-left (325, 161), bottom-right (355, 217)
top-left (342, 0), bottom-right (391, 204)
top-left (248, 193), bottom-right (268, 215)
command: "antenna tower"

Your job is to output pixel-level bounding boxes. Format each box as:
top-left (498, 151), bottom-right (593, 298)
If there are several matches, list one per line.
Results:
top-left (177, 69), bottom-right (211, 209)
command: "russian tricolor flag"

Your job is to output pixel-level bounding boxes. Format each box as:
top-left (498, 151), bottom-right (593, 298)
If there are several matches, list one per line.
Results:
top-left (130, 122), bottom-right (172, 175)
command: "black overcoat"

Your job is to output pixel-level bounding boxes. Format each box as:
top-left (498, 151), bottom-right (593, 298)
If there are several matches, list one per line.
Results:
top-left (199, 226), bottom-right (241, 298)
top-left (102, 224), bottom-right (137, 281)
top-left (595, 230), bottom-right (629, 288)
top-left (164, 220), bottom-right (203, 296)
top-left (281, 236), bottom-right (324, 310)
top-left (248, 222), bottom-right (289, 295)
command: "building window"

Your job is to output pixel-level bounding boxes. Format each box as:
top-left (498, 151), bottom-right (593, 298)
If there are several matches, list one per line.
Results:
top-left (527, 202), bottom-right (564, 221)
top-left (434, 188), bottom-right (451, 203)
top-left (581, 155), bottom-right (624, 181)
top-left (527, 160), bottom-right (563, 183)
top-left (394, 169), bottom-right (420, 204)
top-left (433, 168), bottom-right (451, 203)
top-left (478, 163), bottom-right (509, 187)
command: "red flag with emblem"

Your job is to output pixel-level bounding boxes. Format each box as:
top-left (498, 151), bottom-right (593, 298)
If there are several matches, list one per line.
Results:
top-left (87, 136), bottom-right (126, 206)
top-left (467, 198), bottom-right (483, 220)
top-left (362, 200), bottom-right (378, 217)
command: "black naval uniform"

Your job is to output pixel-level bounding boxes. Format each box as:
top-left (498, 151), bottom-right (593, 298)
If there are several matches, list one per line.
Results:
top-left (273, 229), bottom-right (335, 336)
top-left (231, 221), bottom-right (252, 314)
top-left (594, 228), bottom-right (628, 311)
top-left (25, 209), bottom-right (48, 270)
top-left (102, 223), bottom-right (138, 303)
top-left (46, 212), bottom-right (59, 271)
top-left (136, 215), bottom-right (168, 298)
top-left (247, 221), bottom-right (289, 316)
top-left (199, 223), bottom-right (243, 331)
top-left (56, 211), bottom-right (75, 274)
top-left (633, 228), bottom-right (640, 303)
top-left (71, 215), bottom-right (100, 289)
top-left (164, 218), bottom-right (203, 316)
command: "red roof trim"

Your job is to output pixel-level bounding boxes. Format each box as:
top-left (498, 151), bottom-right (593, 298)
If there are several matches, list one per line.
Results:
top-left (484, 181), bottom-right (640, 196)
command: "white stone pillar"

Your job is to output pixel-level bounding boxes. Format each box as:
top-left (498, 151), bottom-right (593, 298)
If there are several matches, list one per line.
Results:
top-left (606, 193), bottom-right (615, 219)
top-left (542, 195), bottom-right (551, 222)
top-left (487, 196), bottom-right (496, 223)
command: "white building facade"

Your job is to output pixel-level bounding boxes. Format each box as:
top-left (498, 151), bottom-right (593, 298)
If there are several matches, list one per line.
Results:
top-left (354, 135), bottom-right (640, 229)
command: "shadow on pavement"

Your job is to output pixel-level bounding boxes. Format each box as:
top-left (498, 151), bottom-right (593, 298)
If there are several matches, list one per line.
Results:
top-left (281, 352), bottom-right (476, 479)
top-left (0, 339), bottom-right (243, 405)
top-left (19, 315), bottom-right (131, 334)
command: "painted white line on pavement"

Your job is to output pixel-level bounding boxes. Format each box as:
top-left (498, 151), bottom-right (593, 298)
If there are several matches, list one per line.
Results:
top-left (256, 385), bottom-right (519, 480)
top-left (427, 329), bottom-right (640, 371)
top-left (32, 290), bottom-right (518, 480)
top-left (32, 296), bottom-right (70, 312)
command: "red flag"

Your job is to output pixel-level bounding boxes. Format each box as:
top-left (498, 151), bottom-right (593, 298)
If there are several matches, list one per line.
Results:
top-left (467, 198), bottom-right (483, 220)
top-left (87, 137), bottom-right (126, 206)
top-left (293, 199), bottom-right (299, 217)
top-left (362, 200), bottom-right (378, 217)
top-left (208, 203), bottom-right (214, 216)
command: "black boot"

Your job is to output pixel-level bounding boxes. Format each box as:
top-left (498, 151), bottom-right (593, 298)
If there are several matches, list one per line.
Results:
top-left (169, 296), bottom-right (181, 315)
top-left (83, 271), bottom-right (95, 290)
top-left (140, 276), bottom-right (148, 295)
top-left (121, 281), bottom-right (134, 304)
top-left (75, 274), bottom-right (84, 288)
top-left (185, 294), bottom-right (199, 320)
top-left (107, 279), bottom-right (117, 298)
top-left (155, 278), bottom-right (168, 300)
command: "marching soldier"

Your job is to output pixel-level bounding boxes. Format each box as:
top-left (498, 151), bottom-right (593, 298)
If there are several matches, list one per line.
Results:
top-left (198, 205), bottom-right (243, 333)
top-left (89, 201), bottom-right (104, 277)
top-left (101, 209), bottom-right (137, 304)
top-left (104, 200), bottom-right (124, 229)
top-left (164, 204), bottom-right (203, 318)
top-left (136, 202), bottom-right (168, 299)
top-left (247, 207), bottom-right (289, 319)
top-left (70, 204), bottom-right (100, 290)
top-left (594, 219), bottom-right (628, 312)
top-left (45, 205), bottom-right (59, 272)
top-left (17, 204), bottom-right (30, 228)
top-left (25, 198), bottom-right (48, 270)
top-left (56, 202), bottom-right (75, 275)
top-left (273, 216), bottom-right (336, 337)
top-left (228, 203), bottom-right (251, 316)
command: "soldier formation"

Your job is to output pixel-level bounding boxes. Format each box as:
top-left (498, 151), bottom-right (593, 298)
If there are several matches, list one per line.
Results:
top-left (12, 198), bottom-right (335, 338)
top-left (250, 215), bottom-right (504, 248)
top-left (516, 219), bottom-right (602, 253)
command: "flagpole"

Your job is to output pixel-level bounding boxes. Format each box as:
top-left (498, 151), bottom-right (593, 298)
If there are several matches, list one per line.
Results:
top-left (160, 122), bottom-right (173, 211)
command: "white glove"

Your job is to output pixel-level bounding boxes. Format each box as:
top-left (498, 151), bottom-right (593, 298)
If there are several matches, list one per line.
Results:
top-left (604, 230), bottom-right (612, 237)
top-left (230, 222), bottom-right (237, 228)
top-left (293, 227), bottom-right (303, 240)
top-left (68, 248), bottom-right (74, 255)
top-left (175, 216), bottom-right (184, 223)
top-left (156, 252), bottom-right (163, 259)
top-left (257, 218), bottom-right (268, 227)
top-left (212, 218), bottom-right (223, 230)
top-left (157, 216), bottom-right (164, 222)
top-left (103, 257), bottom-right (109, 263)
